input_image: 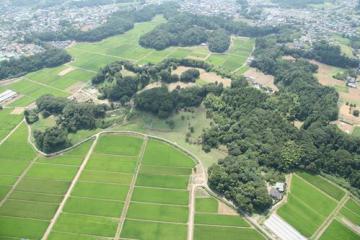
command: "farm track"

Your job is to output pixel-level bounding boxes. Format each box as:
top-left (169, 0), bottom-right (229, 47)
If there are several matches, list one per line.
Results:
top-left (41, 134), bottom-right (99, 240)
top-left (114, 137), bottom-right (148, 240)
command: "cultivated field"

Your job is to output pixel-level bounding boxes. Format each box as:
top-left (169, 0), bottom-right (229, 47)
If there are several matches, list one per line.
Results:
top-left (194, 194), bottom-right (266, 240)
top-left (274, 173), bottom-right (360, 240)
top-left (0, 134), bottom-right (93, 239)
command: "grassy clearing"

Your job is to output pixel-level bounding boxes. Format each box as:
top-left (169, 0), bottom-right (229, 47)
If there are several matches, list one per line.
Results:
top-left (53, 213), bottom-right (118, 237)
top-left (26, 66), bottom-right (94, 90)
top-left (132, 187), bottom-right (189, 205)
top-left (0, 199), bottom-right (58, 220)
top-left (0, 216), bottom-right (49, 239)
top-left (26, 163), bottom-right (79, 181)
top-left (278, 175), bottom-right (338, 237)
top-left (64, 197), bottom-right (124, 218)
top-left (121, 219), bottom-right (187, 240)
top-left (194, 225), bottom-right (265, 240)
top-left (142, 139), bottom-right (195, 168)
top-left (79, 170), bottom-right (133, 185)
top-left (9, 191), bottom-right (63, 204)
top-left (195, 213), bottom-right (249, 227)
top-left (296, 172), bottom-right (345, 201)
top-left (94, 135), bottom-right (143, 156)
top-left (48, 231), bottom-right (109, 240)
top-left (319, 220), bottom-right (359, 240)
top-left (136, 174), bottom-right (189, 190)
top-left (127, 202), bottom-right (188, 223)
top-left (85, 154), bottom-right (137, 173)
top-left (139, 165), bottom-right (192, 176)
top-left (340, 198), bottom-right (360, 225)
top-left (195, 197), bottom-right (218, 213)
top-left (0, 109), bottom-right (23, 141)
top-left (72, 182), bottom-right (129, 201)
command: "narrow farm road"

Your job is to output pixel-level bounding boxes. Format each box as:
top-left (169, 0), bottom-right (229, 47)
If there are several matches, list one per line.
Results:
top-left (114, 136), bottom-right (148, 240)
top-left (41, 134), bottom-right (99, 240)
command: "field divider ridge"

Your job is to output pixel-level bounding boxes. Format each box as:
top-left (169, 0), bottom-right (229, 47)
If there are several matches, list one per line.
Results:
top-left (0, 119), bottom-right (24, 145)
top-left (41, 134), bottom-right (100, 240)
top-left (114, 136), bottom-right (148, 240)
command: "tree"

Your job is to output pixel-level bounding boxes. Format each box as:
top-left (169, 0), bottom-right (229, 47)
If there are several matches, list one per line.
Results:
top-left (34, 127), bottom-right (70, 153)
top-left (208, 29), bottom-right (231, 53)
top-left (353, 109), bottom-right (360, 117)
top-left (180, 69), bottom-right (200, 82)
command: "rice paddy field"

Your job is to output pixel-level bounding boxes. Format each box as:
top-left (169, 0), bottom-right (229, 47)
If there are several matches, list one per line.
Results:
top-left (194, 194), bottom-right (266, 240)
top-left (276, 173), bottom-right (360, 239)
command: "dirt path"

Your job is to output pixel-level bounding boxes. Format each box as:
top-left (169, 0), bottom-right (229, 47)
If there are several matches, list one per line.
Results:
top-left (313, 193), bottom-right (350, 240)
top-left (24, 77), bottom-right (69, 94)
top-left (114, 137), bottom-right (148, 240)
top-left (41, 135), bottom-right (99, 240)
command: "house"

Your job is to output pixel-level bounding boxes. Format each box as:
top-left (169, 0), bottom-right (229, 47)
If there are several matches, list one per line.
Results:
top-left (346, 76), bottom-right (357, 88)
top-left (275, 182), bottom-right (286, 192)
top-left (270, 187), bottom-right (283, 201)
top-left (0, 90), bottom-right (17, 104)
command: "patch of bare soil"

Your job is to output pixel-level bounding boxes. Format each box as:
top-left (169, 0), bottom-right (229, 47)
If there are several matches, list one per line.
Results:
top-left (334, 120), bottom-right (354, 134)
top-left (338, 104), bottom-right (360, 125)
top-left (282, 55), bottom-right (296, 61)
top-left (218, 201), bottom-right (238, 215)
top-left (10, 107), bottom-right (24, 115)
top-left (173, 66), bottom-right (231, 87)
top-left (244, 68), bottom-right (278, 92)
top-left (293, 120), bottom-right (304, 129)
top-left (0, 77), bottom-right (23, 86)
top-left (66, 82), bottom-right (87, 94)
top-left (58, 67), bottom-right (76, 76)
top-left (168, 82), bottom-right (196, 91)
top-left (311, 60), bottom-right (344, 87)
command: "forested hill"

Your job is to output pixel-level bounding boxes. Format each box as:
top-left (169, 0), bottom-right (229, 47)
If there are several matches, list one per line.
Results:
top-left (0, 48), bottom-right (71, 80)
top-left (203, 35), bottom-right (360, 213)
top-left (139, 12), bottom-right (279, 53)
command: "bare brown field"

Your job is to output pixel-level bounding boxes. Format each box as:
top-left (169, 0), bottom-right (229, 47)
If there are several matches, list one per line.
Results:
top-left (218, 201), bottom-right (237, 216)
top-left (58, 66), bottom-right (75, 76)
top-left (333, 120), bottom-right (354, 134)
top-left (66, 82), bottom-right (87, 94)
top-left (10, 107), bottom-right (24, 115)
top-left (173, 66), bottom-right (231, 87)
top-left (311, 60), bottom-right (345, 87)
top-left (243, 68), bottom-right (278, 92)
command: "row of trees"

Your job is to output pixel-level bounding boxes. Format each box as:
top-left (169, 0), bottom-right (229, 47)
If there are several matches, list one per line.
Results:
top-left (0, 48), bottom-right (71, 80)
top-left (139, 12), bottom-right (278, 52)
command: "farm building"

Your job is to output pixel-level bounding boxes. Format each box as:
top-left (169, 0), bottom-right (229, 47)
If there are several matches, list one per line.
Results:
top-left (0, 90), bottom-right (17, 104)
